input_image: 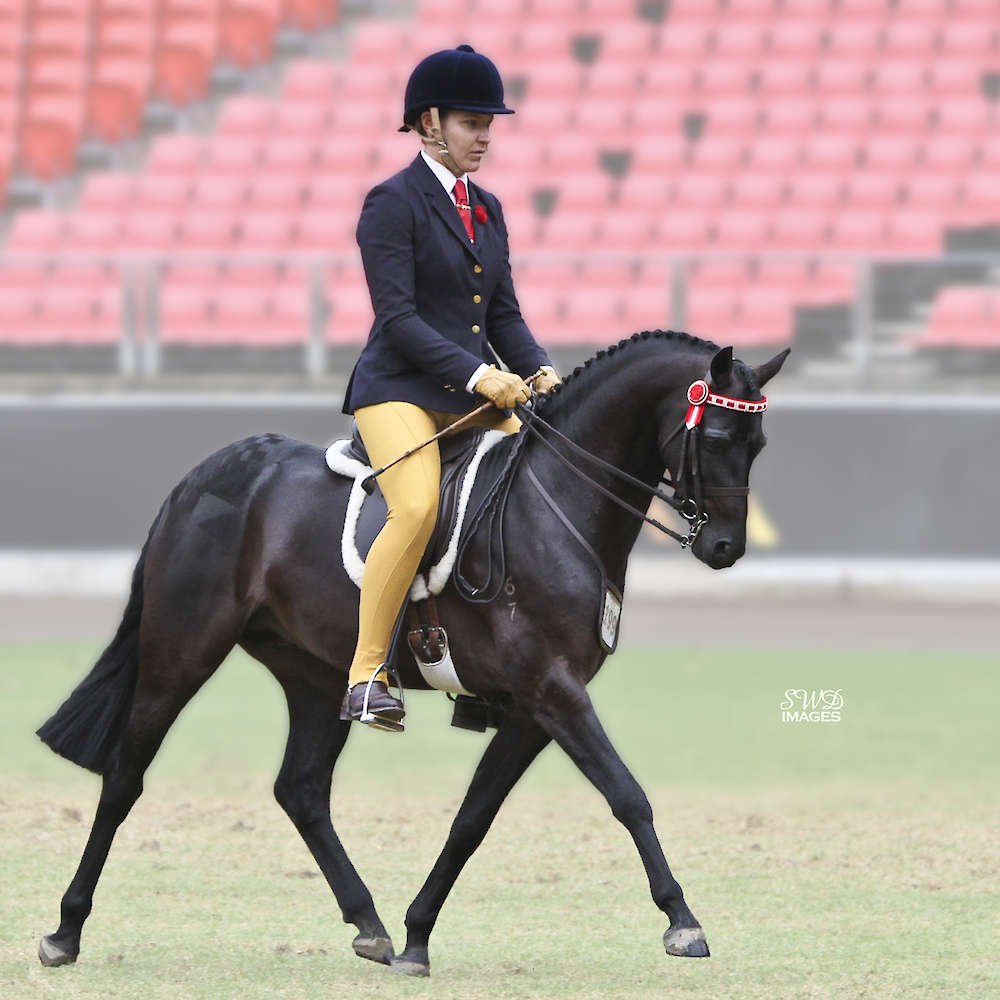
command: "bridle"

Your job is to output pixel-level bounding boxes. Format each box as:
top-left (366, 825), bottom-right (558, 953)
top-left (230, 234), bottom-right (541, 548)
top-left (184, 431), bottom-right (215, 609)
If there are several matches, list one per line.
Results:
top-left (515, 378), bottom-right (768, 550)
top-left (454, 376), bottom-right (767, 604)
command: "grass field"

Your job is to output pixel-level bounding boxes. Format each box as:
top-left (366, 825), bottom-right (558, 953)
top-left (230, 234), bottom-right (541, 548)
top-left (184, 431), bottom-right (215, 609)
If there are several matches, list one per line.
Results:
top-left (1, 638), bottom-right (997, 1000)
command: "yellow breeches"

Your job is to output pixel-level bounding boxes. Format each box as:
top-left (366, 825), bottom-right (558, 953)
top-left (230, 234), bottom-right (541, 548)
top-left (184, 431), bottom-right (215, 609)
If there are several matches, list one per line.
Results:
top-left (348, 400), bottom-right (521, 688)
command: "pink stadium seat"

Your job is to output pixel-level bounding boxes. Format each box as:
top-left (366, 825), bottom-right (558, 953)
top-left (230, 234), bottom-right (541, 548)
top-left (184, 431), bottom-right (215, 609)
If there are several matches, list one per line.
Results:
top-left (826, 20), bottom-right (883, 56)
top-left (192, 174), bottom-right (248, 210)
top-left (713, 210), bottom-right (770, 252)
top-left (6, 210), bottom-right (66, 251)
top-left (843, 171), bottom-right (901, 208)
top-left (813, 58), bottom-right (871, 96)
top-left (283, 59), bottom-right (343, 101)
top-left (79, 171), bottom-right (135, 210)
top-left (674, 173), bottom-right (729, 209)
top-left (687, 288), bottom-right (739, 341)
top-left (935, 99), bottom-right (992, 135)
top-left (179, 211), bottom-right (238, 254)
top-left (212, 285), bottom-right (272, 343)
top-left (135, 174), bottom-right (192, 210)
top-left (615, 173), bottom-right (669, 212)
top-left (642, 60), bottom-right (700, 99)
top-left (67, 212), bottom-right (123, 252)
top-left (828, 210), bottom-right (888, 253)
top-left (755, 60), bottom-right (813, 96)
top-left (631, 96), bottom-right (686, 133)
top-left (307, 172), bottom-right (368, 211)
top-left (121, 211), bottom-right (180, 255)
top-left (595, 211), bottom-right (657, 252)
top-left (556, 171), bottom-right (615, 210)
top-left (160, 280), bottom-right (213, 343)
top-left (561, 285), bottom-right (626, 342)
top-left (755, 258), bottom-right (810, 288)
top-left (249, 173), bottom-right (307, 210)
top-left (655, 21), bottom-right (714, 59)
top-left (217, 96), bottom-right (276, 135)
top-left (206, 135), bottom-right (263, 174)
top-left (786, 171), bottom-right (844, 208)
top-left (268, 282), bottom-right (310, 344)
top-left (820, 96), bottom-right (873, 133)
top-left (296, 209), bottom-right (356, 251)
top-left (574, 98), bottom-right (631, 134)
top-left (881, 19), bottom-right (939, 57)
top-left (876, 97), bottom-right (933, 135)
top-left (872, 61), bottom-right (928, 95)
top-left (533, 211), bottom-right (600, 251)
top-left (714, 22), bottom-right (767, 57)
top-left (770, 208), bottom-right (828, 250)
top-left (239, 211), bottom-right (296, 253)
top-left (698, 61), bottom-right (754, 98)
top-left (927, 58), bottom-right (983, 96)
top-left (263, 135), bottom-right (318, 173)
top-left (729, 172), bottom-right (785, 209)
top-left (620, 284), bottom-right (672, 334)
top-left (38, 284), bottom-right (122, 345)
top-left (887, 212), bottom-right (944, 255)
top-left (599, 23), bottom-right (656, 60)
top-left (326, 279), bottom-right (374, 344)
top-left (802, 134), bottom-right (861, 170)
top-left (807, 261), bottom-right (855, 304)
top-left (725, 0), bottom-right (779, 15)
top-left (939, 20), bottom-right (996, 55)
top-left (737, 287), bottom-right (794, 342)
top-left (863, 135), bottom-right (919, 172)
top-left (922, 286), bottom-right (993, 346)
top-left (519, 25), bottom-right (570, 61)
top-left (768, 18), bottom-right (826, 58)
top-left (980, 135), bottom-right (1000, 168)
top-left (18, 97), bottom-right (82, 179)
top-left (958, 172), bottom-right (1000, 224)
top-left (583, 59), bottom-right (642, 99)
top-left (689, 136), bottom-right (746, 172)
top-left (747, 135), bottom-right (801, 170)
top-left (921, 134), bottom-right (977, 172)
top-left (688, 257), bottom-right (754, 291)
top-left (147, 133), bottom-right (204, 174)
top-left (631, 135), bottom-right (690, 173)
top-left (156, 27), bottom-right (216, 106)
top-left (903, 173), bottom-right (961, 211)
top-left (763, 96), bottom-right (818, 134)
top-left (704, 98), bottom-right (760, 137)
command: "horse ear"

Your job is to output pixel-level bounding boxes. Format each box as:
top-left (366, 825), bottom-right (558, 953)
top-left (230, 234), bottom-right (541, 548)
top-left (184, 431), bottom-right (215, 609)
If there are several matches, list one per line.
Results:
top-left (752, 347), bottom-right (791, 388)
top-left (710, 346), bottom-right (734, 385)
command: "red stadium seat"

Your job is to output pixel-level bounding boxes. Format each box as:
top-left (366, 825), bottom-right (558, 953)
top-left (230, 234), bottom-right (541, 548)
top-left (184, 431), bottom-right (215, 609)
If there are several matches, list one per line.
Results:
top-left (582, 60), bottom-right (643, 99)
top-left (273, 100), bottom-right (330, 136)
top-left (934, 99), bottom-right (992, 135)
top-left (698, 61), bottom-right (755, 98)
top-left (221, 0), bottom-right (278, 68)
top-left (284, 0), bottom-right (339, 32)
top-left (939, 20), bottom-right (996, 56)
top-left (703, 98), bottom-right (760, 137)
top-left (555, 171), bottom-right (615, 210)
top-left (88, 57), bottom-right (151, 142)
top-left (18, 97), bottom-right (82, 179)
top-left (920, 135), bottom-right (977, 173)
top-left (747, 135), bottom-right (801, 170)
top-left (820, 97), bottom-right (874, 133)
top-left (689, 136), bottom-right (746, 172)
top-left (532, 211), bottom-right (600, 251)
top-left (655, 21), bottom-right (714, 59)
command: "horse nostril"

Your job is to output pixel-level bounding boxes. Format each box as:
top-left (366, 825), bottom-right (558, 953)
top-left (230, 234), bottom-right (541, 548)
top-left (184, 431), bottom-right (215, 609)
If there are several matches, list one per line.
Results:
top-left (712, 539), bottom-right (733, 560)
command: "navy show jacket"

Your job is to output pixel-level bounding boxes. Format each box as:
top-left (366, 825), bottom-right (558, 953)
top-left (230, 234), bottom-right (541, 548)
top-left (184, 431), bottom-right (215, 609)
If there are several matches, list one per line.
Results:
top-left (342, 153), bottom-right (551, 415)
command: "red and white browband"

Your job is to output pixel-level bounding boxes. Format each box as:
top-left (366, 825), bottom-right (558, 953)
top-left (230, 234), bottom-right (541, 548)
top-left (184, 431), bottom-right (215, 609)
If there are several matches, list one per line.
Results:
top-left (684, 379), bottom-right (767, 429)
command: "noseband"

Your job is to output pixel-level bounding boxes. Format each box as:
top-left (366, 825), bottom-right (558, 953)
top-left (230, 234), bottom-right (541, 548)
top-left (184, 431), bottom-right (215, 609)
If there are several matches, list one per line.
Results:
top-left (516, 379), bottom-right (767, 549)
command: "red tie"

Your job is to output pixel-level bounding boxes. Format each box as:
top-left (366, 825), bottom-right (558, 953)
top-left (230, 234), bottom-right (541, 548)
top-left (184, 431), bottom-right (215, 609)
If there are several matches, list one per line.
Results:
top-left (454, 178), bottom-right (474, 242)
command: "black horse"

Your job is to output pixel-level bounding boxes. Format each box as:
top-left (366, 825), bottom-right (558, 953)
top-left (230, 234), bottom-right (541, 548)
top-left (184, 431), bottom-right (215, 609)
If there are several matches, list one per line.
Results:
top-left (37, 331), bottom-right (788, 975)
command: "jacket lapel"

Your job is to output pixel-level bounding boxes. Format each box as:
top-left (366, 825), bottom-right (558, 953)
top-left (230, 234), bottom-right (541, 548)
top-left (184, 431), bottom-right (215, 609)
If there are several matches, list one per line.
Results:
top-left (409, 155), bottom-right (482, 263)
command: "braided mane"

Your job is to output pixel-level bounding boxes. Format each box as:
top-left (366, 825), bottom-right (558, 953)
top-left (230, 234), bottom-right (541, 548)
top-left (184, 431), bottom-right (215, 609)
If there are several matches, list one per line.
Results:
top-left (533, 329), bottom-right (720, 416)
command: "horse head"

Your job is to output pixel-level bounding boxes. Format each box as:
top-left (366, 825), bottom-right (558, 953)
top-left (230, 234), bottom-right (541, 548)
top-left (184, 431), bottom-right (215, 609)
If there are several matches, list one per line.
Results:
top-left (660, 344), bottom-right (790, 570)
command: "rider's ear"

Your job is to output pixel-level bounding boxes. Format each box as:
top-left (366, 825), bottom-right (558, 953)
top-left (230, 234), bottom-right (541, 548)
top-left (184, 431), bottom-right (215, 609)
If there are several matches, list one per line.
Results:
top-left (751, 347), bottom-right (791, 388)
top-left (709, 346), bottom-right (733, 386)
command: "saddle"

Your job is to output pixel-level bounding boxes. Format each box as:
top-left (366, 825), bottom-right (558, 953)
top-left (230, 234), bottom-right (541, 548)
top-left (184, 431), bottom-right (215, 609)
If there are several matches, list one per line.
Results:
top-left (325, 423), bottom-right (516, 701)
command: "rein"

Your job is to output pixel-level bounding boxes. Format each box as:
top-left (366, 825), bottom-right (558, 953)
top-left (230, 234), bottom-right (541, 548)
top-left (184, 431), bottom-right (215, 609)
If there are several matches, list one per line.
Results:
top-left (452, 377), bottom-right (766, 603)
top-left (514, 378), bottom-right (768, 549)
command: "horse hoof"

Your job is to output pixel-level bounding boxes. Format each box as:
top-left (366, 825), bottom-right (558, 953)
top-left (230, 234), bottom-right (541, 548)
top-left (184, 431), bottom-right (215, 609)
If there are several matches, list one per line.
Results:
top-left (39, 935), bottom-right (77, 967)
top-left (663, 925), bottom-right (710, 958)
top-left (390, 957), bottom-right (431, 977)
top-left (352, 934), bottom-right (394, 965)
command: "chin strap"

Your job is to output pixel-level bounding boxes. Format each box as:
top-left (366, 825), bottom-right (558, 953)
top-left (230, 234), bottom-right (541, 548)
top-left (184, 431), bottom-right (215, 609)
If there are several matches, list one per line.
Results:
top-left (424, 106), bottom-right (463, 176)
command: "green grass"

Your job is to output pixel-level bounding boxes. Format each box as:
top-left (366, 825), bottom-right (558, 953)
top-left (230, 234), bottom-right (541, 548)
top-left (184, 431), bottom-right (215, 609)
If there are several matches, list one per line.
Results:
top-left (2, 640), bottom-right (997, 1000)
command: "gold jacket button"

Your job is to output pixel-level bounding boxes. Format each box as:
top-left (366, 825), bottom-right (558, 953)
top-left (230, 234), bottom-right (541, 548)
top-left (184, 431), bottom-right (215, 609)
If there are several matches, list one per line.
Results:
top-left (474, 264), bottom-right (483, 273)
top-left (473, 294), bottom-right (481, 304)
top-left (471, 324), bottom-right (481, 334)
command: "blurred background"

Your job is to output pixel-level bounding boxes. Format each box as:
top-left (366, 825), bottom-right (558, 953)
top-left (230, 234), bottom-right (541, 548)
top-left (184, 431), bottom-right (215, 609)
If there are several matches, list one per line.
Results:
top-left (1, 0), bottom-right (998, 604)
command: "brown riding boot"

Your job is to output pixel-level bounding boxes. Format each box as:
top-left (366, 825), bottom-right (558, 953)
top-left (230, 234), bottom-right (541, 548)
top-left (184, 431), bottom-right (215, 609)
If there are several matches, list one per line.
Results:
top-left (340, 678), bottom-right (405, 733)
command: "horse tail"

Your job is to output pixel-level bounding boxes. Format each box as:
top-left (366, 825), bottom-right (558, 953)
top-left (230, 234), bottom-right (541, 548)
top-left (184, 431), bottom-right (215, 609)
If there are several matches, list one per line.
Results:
top-left (36, 507), bottom-right (161, 775)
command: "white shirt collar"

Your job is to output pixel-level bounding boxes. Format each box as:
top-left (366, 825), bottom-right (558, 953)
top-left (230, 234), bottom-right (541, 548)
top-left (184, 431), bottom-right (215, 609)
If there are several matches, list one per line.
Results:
top-left (420, 148), bottom-right (469, 202)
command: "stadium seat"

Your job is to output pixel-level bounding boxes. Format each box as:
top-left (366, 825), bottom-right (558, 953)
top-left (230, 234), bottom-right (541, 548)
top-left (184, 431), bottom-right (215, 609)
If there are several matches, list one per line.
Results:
top-left (221, 0), bottom-right (279, 69)
top-left (18, 97), bottom-right (82, 179)
top-left (843, 171), bottom-right (901, 208)
top-left (282, 59), bottom-right (343, 101)
top-left (239, 211), bottom-right (297, 253)
top-left (136, 174), bottom-right (192, 210)
top-left (763, 96), bottom-right (818, 134)
top-left (88, 57), bottom-right (151, 142)
top-left (595, 211), bottom-right (657, 252)
top-left (147, 134), bottom-right (205, 174)
top-left (729, 172), bottom-right (785, 209)
top-left (903, 173), bottom-right (961, 212)
top-left (957, 172), bottom-right (1000, 225)
top-left (828, 210), bottom-right (888, 253)
top-left (713, 210), bottom-right (770, 252)
top-left (6, 210), bottom-right (66, 251)
top-left (284, 0), bottom-right (339, 32)
top-left (79, 171), bottom-right (135, 210)
top-left (767, 19), bottom-right (825, 58)
top-left (656, 210), bottom-right (712, 251)
top-left (755, 60), bottom-right (813, 96)
top-left (179, 210), bottom-right (238, 254)
top-left (887, 212), bottom-right (944, 255)
top-left (770, 208), bottom-right (828, 250)
top-left (121, 210), bottom-right (180, 255)
top-left (67, 212), bottom-right (123, 252)
top-left (206, 135), bottom-right (263, 174)
top-left (674, 173), bottom-right (729, 210)
top-left (296, 209), bottom-right (356, 251)
top-left (193, 174), bottom-right (248, 209)
top-left (786, 171), bottom-right (844, 208)
top-left (217, 95), bottom-right (276, 135)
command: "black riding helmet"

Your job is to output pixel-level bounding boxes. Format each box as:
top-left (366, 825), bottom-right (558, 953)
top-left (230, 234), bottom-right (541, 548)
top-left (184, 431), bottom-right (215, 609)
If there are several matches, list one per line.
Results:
top-left (398, 44), bottom-right (514, 133)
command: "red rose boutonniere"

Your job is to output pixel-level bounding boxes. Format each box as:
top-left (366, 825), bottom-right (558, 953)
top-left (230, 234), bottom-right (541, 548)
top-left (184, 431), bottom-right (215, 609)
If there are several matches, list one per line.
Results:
top-left (474, 204), bottom-right (488, 225)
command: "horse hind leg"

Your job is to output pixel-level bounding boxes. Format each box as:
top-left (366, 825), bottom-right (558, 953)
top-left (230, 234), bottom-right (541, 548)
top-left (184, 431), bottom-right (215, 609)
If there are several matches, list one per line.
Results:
top-left (264, 658), bottom-right (394, 965)
top-left (39, 609), bottom-right (242, 967)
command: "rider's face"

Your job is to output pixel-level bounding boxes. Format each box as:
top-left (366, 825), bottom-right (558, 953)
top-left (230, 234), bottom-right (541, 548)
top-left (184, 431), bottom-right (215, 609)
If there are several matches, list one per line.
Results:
top-left (421, 110), bottom-right (493, 175)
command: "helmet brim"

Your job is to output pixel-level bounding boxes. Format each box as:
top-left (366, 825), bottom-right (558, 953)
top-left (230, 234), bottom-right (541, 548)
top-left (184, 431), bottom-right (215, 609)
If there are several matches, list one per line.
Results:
top-left (398, 104), bottom-right (515, 132)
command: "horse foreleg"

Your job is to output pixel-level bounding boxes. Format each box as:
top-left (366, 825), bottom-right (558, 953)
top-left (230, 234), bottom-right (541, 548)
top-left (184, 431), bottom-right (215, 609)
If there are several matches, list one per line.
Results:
top-left (273, 675), bottom-right (394, 965)
top-left (393, 716), bottom-right (551, 977)
top-left (534, 680), bottom-right (709, 959)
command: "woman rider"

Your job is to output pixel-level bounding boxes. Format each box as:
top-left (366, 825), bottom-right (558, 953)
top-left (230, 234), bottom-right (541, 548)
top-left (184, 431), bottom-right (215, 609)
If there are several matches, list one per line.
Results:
top-left (340, 45), bottom-right (560, 731)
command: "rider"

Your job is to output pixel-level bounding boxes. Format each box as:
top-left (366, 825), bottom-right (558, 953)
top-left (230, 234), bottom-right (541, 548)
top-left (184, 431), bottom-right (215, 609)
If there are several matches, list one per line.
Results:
top-left (341, 44), bottom-right (560, 731)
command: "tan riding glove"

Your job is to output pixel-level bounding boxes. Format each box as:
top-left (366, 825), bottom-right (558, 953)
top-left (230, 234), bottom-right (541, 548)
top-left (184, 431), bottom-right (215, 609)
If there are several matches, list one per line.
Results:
top-left (474, 366), bottom-right (532, 409)
top-left (531, 365), bottom-right (561, 395)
